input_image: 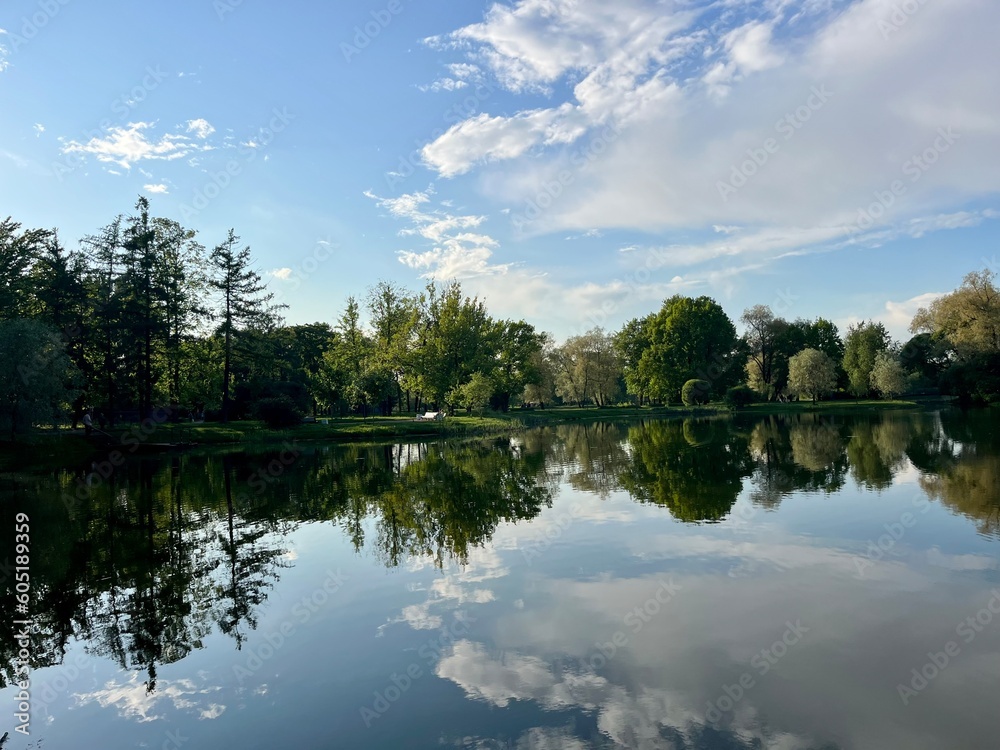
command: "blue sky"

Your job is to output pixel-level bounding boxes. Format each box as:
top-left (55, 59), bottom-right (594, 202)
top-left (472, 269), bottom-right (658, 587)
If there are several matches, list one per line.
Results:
top-left (1, 0), bottom-right (997, 341)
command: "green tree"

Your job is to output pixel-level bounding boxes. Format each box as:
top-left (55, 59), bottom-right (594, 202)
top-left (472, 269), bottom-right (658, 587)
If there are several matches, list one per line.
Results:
top-left (154, 217), bottom-right (208, 407)
top-left (614, 315), bottom-right (654, 404)
top-left (899, 332), bottom-right (949, 381)
top-left (82, 215), bottom-right (125, 421)
top-left (366, 281), bottom-right (418, 412)
top-left (0, 218), bottom-right (49, 321)
top-left (869, 350), bottom-right (907, 399)
top-left (456, 371), bottom-right (494, 415)
top-left (413, 281), bottom-right (495, 409)
top-left (31, 233), bottom-right (91, 417)
top-left (0, 319), bottom-right (79, 439)
top-left (489, 320), bottom-right (543, 411)
top-left (640, 295), bottom-right (741, 403)
top-left (522, 334), bottom-right (557, 408)
top-left (554, 328), bottom-right (621, 406)
top-left (911, 268), bottom-right (1000, 357)
top-left (787, 348), bottom-right (837, 403)
top-left (209, 230), bottom-right (282, 422)
top-left (741, 305), bottom-right (783, 399)
top-left (843, 321), bottom-right (891, 397)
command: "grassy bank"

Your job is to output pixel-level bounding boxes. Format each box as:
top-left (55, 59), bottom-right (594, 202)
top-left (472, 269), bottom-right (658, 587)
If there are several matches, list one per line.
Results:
top-left (0, 397), bottom-right (947, 470)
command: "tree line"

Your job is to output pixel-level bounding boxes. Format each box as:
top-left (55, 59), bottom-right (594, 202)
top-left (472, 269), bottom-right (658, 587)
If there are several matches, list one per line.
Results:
top-left (2, 196), bottom-right (998, 437)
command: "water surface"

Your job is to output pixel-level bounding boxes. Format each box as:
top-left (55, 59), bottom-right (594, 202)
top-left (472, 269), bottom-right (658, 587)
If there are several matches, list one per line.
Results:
top-left (1, 409), bottom-right (999, 749)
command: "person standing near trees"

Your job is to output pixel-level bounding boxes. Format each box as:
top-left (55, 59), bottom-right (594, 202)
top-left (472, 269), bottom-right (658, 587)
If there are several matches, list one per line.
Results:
top-left (82, 409), bottom-right (94, 436)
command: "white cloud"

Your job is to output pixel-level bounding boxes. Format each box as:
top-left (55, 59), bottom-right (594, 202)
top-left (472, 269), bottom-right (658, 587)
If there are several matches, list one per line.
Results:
top-left (73, 675), bottom-right (225, 723)
top-left (418, 0), bottom-right (1000, 271)
top-left (0, 29), bottom-right (8, 73)
top-left (421, 0), bottom-right (693, 177)
top-left (269, 267), bottom-right (293, 280)
top-left (143, 183), bottom-right (169, 194)
top-left (60, 122), bottom-right (211, 170)
top-left (368, 188), bottom-right (513, 279)
top-left (33, 123), bottom-right (44, 136)
top-left (884, 291), bottom-right (944, 332)
top-left (186, 118), bottom-right (216, 139)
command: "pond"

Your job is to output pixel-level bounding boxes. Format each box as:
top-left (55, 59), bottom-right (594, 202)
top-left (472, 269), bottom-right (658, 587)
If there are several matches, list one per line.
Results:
top-left (1, 409), bottom-right (999, 749)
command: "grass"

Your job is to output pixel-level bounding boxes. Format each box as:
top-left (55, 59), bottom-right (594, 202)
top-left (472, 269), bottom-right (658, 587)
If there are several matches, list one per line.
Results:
top-left (736, 398), bottom-right (926, 414)
top-left (0, 396), bottom-right (950, 470)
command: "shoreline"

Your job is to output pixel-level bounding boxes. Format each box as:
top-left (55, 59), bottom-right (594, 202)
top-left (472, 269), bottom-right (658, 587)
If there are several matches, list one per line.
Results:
top-left (0, 397), bottom-right (953, 471)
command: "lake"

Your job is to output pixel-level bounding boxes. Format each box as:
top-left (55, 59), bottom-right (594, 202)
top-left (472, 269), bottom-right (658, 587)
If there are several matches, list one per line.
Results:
top-left (2, 409), bottom-right (999, 749)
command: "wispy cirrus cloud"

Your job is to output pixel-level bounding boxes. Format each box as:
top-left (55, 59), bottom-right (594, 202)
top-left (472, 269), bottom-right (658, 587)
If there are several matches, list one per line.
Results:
top-left (0, 28), bottom-right (9, 73)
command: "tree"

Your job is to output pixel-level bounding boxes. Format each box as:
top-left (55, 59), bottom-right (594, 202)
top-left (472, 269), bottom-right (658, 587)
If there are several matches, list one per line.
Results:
top-left (366, 281), bottom-right (417, 412)
top-left (869, 350), bottom-right (907, 399)
top-left (899, 332), bottom-right (949, 382)
top-left (82, 215), bottom-right (125, 421)
top-left (413, 281), bottom-right (495, 409)
top-left (118, 197), bottom-right (167, 419)
top-left (787, 348), bottom-right (837, 404)
top-left (0, 218), bottom-right (49, 321)
top-left (554, 328), bottom-right (621, 406)
top-left (490, 320), bottom-right (543, 412)
top-left (455, 372), bottom-right (494, 415)
top-left (741, 305), bottom-right (782, 400)
top-left (640, 295), bottom-right (741, 403)
top-left (31, 233), bottom-right (91, 417)
top-left (522, 334), bottom-right (557, 408)
top-left (911, 268), bottom-right (1000, 357)
top-left (154, 217), bottom-right (208, 406)
top-left (209, 230), bottom-right (282, 422)
top-left (0, 319), bottom-right (79, 440)
top-left (614, 315), bottom-right (654, 405)
top-left (843, 321), bottom-right (891, 397)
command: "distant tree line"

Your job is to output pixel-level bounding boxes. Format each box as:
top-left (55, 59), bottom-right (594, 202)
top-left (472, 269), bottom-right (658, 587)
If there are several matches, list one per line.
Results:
top-left (2, 195), bottom-right (998, 437)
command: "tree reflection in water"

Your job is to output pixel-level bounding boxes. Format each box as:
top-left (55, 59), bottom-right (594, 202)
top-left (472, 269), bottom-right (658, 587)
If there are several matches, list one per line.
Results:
top-left (2, 408), bottom-right (997, 693)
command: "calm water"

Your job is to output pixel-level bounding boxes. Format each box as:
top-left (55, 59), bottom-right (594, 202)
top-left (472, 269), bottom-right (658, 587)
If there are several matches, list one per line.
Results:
top-left (2, 410), bottom-right (999, 749)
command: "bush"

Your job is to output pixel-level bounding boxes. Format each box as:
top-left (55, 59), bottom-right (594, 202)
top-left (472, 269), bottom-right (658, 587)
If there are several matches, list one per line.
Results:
top-left (725, 385), bottom-right (757, 409)
top-left (681, 379), bottom-right (712, 406)
top-left (253, 396), bottom-right (304, 428)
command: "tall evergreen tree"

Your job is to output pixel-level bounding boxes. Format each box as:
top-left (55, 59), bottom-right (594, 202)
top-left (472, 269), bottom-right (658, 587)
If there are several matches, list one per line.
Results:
top-left (209, 229), bottom-right (280, 422)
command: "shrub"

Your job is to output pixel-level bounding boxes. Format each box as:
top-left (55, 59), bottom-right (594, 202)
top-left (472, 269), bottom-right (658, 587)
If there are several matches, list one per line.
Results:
top-left (253, 396), bottom-right (304, 428)
top-left (681, 379), bottom-right (712, 406)
top-left (725, 385), bottom-right (757, 409)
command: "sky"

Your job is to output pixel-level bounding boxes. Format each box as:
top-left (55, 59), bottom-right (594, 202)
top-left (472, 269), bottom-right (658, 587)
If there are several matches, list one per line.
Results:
top-left (1, 0), bottom-right (997, 342)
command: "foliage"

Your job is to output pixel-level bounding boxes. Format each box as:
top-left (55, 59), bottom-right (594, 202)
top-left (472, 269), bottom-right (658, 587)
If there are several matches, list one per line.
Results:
top-left (553, 328), bottom-right (621, 406)
top-left (843, 321), bottom-right (891, 397)
top-left (252, 395), bottom-right (304, 428)
top-left (911, 268), bottom-right (1000, 357)
top-left (614, 315), bottom-right (654, 404)
top-left (787, 348), bottom-right (838, 403)
top-left (939, 353), bottom-right (1000, 405)
top-left (453, 371), bottom-right (494, 414)
top-left (741, 305), bottom-right (782, 400)
top-left (522, 335), bottom-right (557, 407)
top-left (209, 229), bottom-right (284, 421)
top-left (869, 350), bottom-right (907, 399)
top-left (0, 319), bottom-right (79, 439)
top-left (725, 384), bottom-right (757, 409)
top-left (640, 295), bottom-right (741, 403)
top-left (681, 379), bottom-right (711, 406)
